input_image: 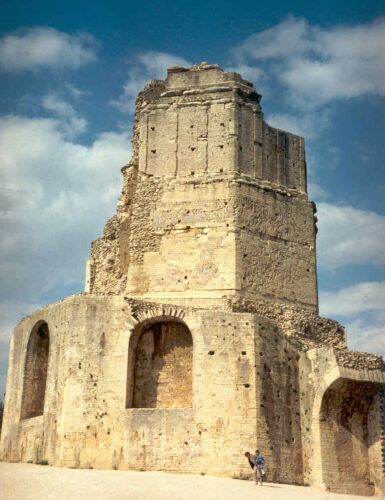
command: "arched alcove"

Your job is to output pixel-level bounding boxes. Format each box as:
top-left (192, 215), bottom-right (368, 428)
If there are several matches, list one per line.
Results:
top-left (126, 319), bottom-right (193, 409)
top-left (20, 321), bottom-right (50, 420)
top-left (319, 378), bottom-right (381, 496)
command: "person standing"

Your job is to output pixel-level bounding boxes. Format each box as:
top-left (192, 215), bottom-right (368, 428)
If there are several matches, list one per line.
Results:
top-left (252, 449), bottom-right (265, 485)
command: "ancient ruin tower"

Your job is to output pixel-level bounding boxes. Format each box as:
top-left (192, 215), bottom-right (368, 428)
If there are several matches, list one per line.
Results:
top-left (1, 63), bottom-right (385, 497)
top-left (87, 63), bottom-right (317, 315)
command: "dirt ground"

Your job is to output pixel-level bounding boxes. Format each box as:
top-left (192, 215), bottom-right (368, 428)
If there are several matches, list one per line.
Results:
top-left (0, 462), bottom-right (375, 500)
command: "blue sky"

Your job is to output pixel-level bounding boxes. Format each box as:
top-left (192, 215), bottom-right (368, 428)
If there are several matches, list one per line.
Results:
top-left (1, 0), bottom-right (385, 397)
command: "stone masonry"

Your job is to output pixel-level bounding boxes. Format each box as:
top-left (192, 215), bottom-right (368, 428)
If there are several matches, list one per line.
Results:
top-left (1, 63), bottom-right (385, 497)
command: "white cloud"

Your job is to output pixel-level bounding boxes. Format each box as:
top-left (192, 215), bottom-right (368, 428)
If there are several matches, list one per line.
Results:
top-left (319, 283), bottom-right (385, 358)
top-left (226, 63), bottom-right (265, 86)
top-left (0, 27), bottom-right (97, 72)
top-left (232, 15), bottom-right (385, 107)
top-left (345, 317), bottom-right (385, 356)
top-left (0, 113), bottom-right (131, 303)
top-left (64, 83), bottom-right (89, 100)
top-left (0, 300), bottom-right (42, 343)
top-left (266, 109), bottom-right (330, 139)
top-left (266, 113), bottom-right (305, 136)
top-left (317, 202), bottom-right (385, 269)
top-left (308, 182), bottom-right (329, 200)
top-left (320, 281), bottom-right (385, 316)
top-left (135, 51), bottom-right (190, 76)
top-left (233, 16), bottom-right (315, 61)
top-left (42, 94), bottom-right (87, 137)
top-left (113, 51), bottom-right (191, 113)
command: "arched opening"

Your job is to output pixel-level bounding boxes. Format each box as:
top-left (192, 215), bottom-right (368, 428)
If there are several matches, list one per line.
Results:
top-left (20, 321), bottom-right (50, 420)
top-left (319, 378), bottom-right (381, 496)
top-left (126, 319), bottom-right (193, 408)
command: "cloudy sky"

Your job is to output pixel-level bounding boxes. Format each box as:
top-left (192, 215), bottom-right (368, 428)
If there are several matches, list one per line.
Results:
top-left (1, 0), bottom-right (385, 397)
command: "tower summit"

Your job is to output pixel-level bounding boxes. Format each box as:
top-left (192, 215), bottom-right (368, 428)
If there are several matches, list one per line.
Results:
top-left (87, 62), bottom-right (317, 314)
top-left (2, 63), bottom-right (385, 496)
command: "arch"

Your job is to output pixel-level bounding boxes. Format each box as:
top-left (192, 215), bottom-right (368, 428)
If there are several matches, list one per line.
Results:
top-left (20, 321), bottom-right (50, 420)
top-left (319, 377), bottom-right (382, 496)
top-left (126, 317), bottom-right (193, 409)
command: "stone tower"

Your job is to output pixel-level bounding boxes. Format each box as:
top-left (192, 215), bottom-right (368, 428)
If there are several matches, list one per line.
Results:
top-left (87, 63), bottom-right (317, 314)
top-left (1, 63), bottom-right (385, 497)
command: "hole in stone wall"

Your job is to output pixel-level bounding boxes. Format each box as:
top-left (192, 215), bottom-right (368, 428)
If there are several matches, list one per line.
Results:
top-left (208, 351), bottom-right (215, 355)
top-left (20, 321), bottom-right (50, 420)
top-left (151, 149), bottom-right (156, 154)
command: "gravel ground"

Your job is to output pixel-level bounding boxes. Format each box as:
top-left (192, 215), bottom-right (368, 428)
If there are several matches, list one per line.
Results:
top-left (0, 462), bottom-right (374, 500)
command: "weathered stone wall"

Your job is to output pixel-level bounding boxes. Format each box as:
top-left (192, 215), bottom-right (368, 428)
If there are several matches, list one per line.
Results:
top-left (6, 294), bottom-right (379, 488)
top-left (253, 319), bottom-right (305, 484)
top-left (234, 181), bottom-right (317, 308)
top-left (88, 63), bottom-right (314, 313)
top-left (230, 296), bottom-right (345, 349)
top-left (368, 388), bottom-right (385, 497)
top-left (0, 297), bottom-right (258, 476)
top-left (2, 295), bottom-right (385, 491)
top-left (124, 177), bottom-right (236, 301)
top-left (137, 64), bottom-right (305, 190)
top-left (0, 295), bottom-right (331, 484)
top-left (90, 175), bottom-right (317, 311)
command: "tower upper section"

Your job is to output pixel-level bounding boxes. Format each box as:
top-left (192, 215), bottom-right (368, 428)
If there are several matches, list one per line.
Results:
top-left (87, 63), bottom-right (317, 313)
top-left (137, 63), bottom-right (306, 193)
